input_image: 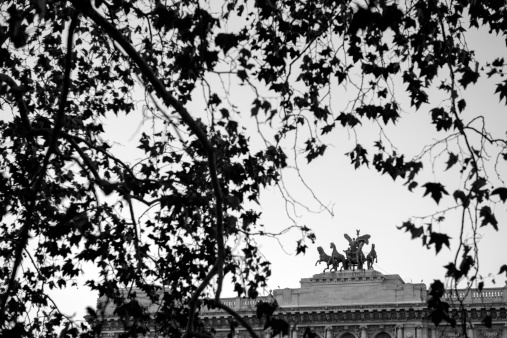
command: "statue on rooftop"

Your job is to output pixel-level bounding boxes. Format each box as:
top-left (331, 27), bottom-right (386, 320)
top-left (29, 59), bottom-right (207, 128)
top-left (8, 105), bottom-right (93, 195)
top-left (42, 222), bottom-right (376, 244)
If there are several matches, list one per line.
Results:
top-left (344, 230), bottom-right (371, 271)
top-left (366, 244), bottom-right (377, 270)
top-left (316, 230), bottom-right (376, 272)
top-left (330, 242), bottom-right (348, 271)
top-left (316, 246), bottom-right (341, 273)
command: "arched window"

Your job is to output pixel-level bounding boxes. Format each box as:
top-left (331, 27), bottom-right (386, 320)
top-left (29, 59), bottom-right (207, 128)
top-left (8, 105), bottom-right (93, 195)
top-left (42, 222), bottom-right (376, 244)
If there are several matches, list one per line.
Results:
top-left (341, 333), bottom-right (356, 338)
top-left (376, 332), bottom-right (391, 338)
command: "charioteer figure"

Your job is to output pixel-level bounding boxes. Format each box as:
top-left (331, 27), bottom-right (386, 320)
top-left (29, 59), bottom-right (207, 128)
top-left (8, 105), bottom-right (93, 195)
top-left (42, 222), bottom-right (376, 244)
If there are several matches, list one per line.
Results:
top-left (344, 230), bottom-right (370, 270)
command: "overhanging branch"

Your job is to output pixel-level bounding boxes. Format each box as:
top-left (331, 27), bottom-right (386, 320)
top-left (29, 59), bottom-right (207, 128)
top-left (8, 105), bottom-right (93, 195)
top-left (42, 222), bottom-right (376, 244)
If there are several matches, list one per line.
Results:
top-left (72, 2), bottom-right (226, 335)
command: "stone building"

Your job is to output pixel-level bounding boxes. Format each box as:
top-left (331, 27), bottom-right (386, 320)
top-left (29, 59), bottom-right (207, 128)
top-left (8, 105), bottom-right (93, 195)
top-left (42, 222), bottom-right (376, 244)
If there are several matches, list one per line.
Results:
top-left (201, 270), bottom-right (507, 338)
top-left (95, 269), bottom-right (507, 338)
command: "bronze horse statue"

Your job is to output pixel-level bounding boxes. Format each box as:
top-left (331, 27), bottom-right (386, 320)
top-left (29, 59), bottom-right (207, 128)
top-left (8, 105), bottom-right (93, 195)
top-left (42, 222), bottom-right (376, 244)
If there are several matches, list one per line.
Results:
top-left (330, 242), bottom-right (348, 271)
top-left (366, 243), bottom-right (377, 270)
top-left (316, 246), bottom-right (337, 272)
top-left (315, 231), bottom-right (377, 272)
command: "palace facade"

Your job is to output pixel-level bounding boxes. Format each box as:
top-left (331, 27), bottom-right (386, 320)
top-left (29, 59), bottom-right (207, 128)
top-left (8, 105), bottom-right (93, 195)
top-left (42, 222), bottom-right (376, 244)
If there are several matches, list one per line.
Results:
top-left (95, 270), bottom-right (507, 338)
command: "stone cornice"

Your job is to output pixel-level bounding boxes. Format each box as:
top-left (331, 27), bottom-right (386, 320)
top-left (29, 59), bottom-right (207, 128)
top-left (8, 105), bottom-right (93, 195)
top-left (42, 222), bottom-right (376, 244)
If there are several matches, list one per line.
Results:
top-left (200, 301), bottom-right (507, 316)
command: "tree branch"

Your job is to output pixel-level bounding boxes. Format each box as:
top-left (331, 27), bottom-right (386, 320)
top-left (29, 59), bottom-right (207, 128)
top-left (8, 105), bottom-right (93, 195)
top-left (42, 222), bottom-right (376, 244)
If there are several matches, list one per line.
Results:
top-left (464, 126), bottom-right (507, 146)
top-left (127, 196), bottom-right (143, 272)
top-left (73, 3), bottom-right (226, 335)
top-left (0, 12), bottom-right (80, 327)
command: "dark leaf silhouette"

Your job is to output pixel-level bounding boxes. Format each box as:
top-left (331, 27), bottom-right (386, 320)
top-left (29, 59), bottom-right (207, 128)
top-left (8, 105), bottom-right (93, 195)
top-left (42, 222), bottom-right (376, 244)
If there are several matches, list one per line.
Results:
top-left (428, 232), bottom-right (451, 254)
top-left (445, 263), bottom-right (460, 280)
top-left (429, 280), bottom-right (445, 298)
top-left (215, 33), bottom-right (239, 54)
top-left (430, 108), bottom-right (453, 131)
top-left (86, 307), bottom-right (97, 319)
top-left (491, 187), bottom-right (507, 202)
top-left (457, 99), bottom-right (466, 113)
top-left (256, 300), bottom-right (278, 321)
top-left (407, 181), bottom-right (418, 192)
top-left (427, 280), bottom-right (455, 327)
top-left (495, 80), bottom-right (507, 104)
top-left (269, 318), bottom-right (290, 337)
top-left (336, 113), bottom-right (362, 127)
top-left (234, 283), bottom-right (244, 297)
top-left (482, 315), bottom-right (492, 328)
top-left (348, 7), bottom-right (375, 35)
top-left (453, 190), bottom-right (470, 208)
top-left (296, 240), bottom-right (308, 255)
top-left (346, 144), bottom-right (369, 169)
top-left (458, 67), bottom-right (479, 89)
top-left (445, 153), bottom-right (458, 171)
top-left (397, 221), bottom-right (424, 239)
top-left (479, 206), bottom-right (498, 231)
top-left (422, 183), bottom-right (449, 204)
top-left (498, 265), bottom-right (507, 276)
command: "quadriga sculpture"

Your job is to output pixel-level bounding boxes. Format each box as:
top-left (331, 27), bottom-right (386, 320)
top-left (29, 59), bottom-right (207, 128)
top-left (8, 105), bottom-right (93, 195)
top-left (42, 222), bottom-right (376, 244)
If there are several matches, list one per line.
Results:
top-left (315, 229), bottom-right (377, 272)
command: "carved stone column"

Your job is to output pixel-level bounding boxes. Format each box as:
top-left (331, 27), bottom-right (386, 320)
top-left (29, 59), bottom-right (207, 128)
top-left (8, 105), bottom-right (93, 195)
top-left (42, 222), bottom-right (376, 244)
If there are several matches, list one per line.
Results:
top-left (415, 326), bottom-right (423, 338)
top-left (292, 328), bottom-right (298, 338)
top-left (420, 326), bottom-right (428, 338)
top-left (264, 329), bottom-right (272, 338)
top-left (396, 326), bottom-right (403, 338)
top-left (430, 327), bottom-right (437, 338)
top-left (502, 324), bottom-right (507, 338)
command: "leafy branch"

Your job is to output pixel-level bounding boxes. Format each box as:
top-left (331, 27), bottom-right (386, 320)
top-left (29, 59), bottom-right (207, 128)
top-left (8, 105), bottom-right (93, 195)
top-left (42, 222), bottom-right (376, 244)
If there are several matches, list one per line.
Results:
top-left (0, 11), bottom-right (80, 327)
top-left (72, 2), bottom-right (228, 336)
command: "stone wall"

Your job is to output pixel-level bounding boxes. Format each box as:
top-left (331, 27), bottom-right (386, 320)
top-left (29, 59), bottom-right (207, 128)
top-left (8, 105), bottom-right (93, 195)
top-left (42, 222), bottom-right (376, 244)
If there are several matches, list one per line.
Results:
top-left (273, 270), bottom-right (427, 307)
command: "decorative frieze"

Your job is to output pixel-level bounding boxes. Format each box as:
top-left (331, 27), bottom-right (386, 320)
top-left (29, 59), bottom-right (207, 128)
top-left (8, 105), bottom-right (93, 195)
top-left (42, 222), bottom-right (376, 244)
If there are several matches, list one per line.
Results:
top-left (478, 329), bottom-right (501, 338)
top-left (261, 307), bottom-right (432, 326)
top-left (441, 328), bottom-right (462, 338)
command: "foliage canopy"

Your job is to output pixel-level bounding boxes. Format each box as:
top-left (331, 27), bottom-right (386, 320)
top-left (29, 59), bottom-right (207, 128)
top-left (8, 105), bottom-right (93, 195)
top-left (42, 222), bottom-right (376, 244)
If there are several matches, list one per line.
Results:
top-left (0, 0), bottom-right (506, 337)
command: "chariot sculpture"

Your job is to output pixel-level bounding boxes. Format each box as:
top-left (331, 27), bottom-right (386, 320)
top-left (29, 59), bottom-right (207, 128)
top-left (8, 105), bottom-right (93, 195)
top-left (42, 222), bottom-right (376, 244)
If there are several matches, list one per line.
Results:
top-left (315, 229), bottom-right (378, 272)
